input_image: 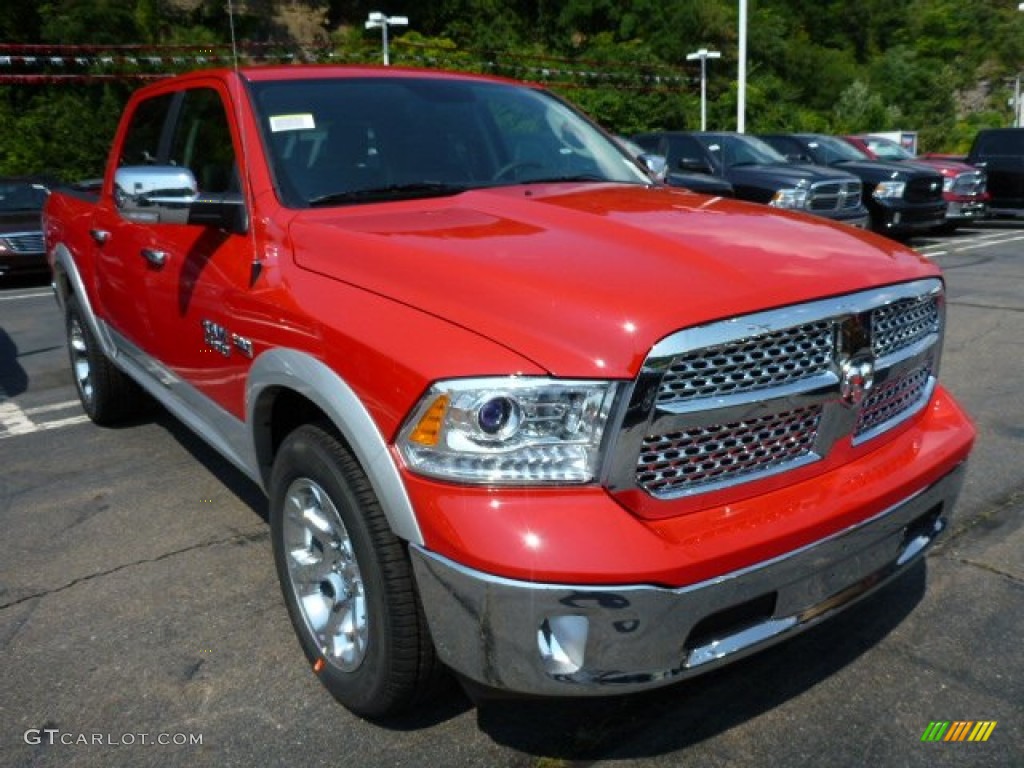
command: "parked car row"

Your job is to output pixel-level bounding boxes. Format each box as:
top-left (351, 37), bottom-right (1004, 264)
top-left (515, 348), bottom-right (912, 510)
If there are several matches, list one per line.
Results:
top-left (631, 131), bottom-right (871, 228)
top-left (630, 128), bottom-right (1024, 237)
top-left (843, 134), bottom-right (988, 232)
top-left (632, 131), bottom-right (942, 236)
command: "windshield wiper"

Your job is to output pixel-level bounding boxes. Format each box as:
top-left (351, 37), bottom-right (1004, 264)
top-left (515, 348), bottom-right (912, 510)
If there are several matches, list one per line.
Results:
top-left (501, 173), bottom-right (608, 186)
top-left (308, 182), bottom-right (467, 206)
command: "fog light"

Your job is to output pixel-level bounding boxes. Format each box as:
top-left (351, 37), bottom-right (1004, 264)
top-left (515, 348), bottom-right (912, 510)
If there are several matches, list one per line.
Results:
top-left (538, 616), bottom-right (588, 676)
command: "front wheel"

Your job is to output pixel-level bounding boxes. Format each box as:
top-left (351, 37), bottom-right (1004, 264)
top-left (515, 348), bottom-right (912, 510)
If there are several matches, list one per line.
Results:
top-left (65, 295), bottom-right (147, 425)
top-left (269, 423), bottom-right (444, 718)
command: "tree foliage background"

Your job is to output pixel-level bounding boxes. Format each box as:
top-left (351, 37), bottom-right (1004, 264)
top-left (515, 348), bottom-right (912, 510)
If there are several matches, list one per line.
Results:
top-left (3, 0), bottom-right (1024, 179)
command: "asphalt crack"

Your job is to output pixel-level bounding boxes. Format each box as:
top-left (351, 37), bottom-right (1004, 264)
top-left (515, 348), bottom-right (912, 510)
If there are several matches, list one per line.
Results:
top-left (0, 528), bottom-right (269, 611)
top-left (951, 557), bottom-right (1023, 585)
top-left (947, 300), bottom-right (1024, 314)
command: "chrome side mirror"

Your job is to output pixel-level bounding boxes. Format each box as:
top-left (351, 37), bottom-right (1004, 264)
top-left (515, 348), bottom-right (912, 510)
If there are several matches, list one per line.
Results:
top-left (113, 166), bottom-right (247, 234)
top-left (114, 166), bottom-right (198, 225)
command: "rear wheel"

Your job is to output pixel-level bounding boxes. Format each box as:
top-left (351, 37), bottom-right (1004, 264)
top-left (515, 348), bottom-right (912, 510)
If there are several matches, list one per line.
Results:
top-left (269, 423), bottom-right (444, 718)
top-left (65, 295), bottom-right (147, 425)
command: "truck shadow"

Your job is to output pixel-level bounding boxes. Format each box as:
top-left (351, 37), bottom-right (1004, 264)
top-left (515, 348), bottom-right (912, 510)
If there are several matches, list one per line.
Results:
top-left (150, 405), bottom-right (269, 521)
top-left (472, 564), bottom-right (926, 759)
top-left (0, 328), bottom-right (29, 397)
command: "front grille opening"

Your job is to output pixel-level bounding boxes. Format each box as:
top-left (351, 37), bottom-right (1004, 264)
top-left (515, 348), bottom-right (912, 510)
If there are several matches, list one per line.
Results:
top-left (871, 296), bottom-right (940, 358)
top-left (657, 321), bottom-right (834, 406)
top-left (636, 405), bottom-right (822, 496)
top-left (855, 368), bottom-right (931, 437)
top-left (684, 592), bottom-right (778, 652)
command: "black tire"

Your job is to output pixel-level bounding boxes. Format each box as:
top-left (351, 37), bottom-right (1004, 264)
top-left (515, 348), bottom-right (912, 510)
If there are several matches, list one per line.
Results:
top-left (65, 295), bottom-right (147, 425)
top-left (269, 423), bottom-right (444, 718)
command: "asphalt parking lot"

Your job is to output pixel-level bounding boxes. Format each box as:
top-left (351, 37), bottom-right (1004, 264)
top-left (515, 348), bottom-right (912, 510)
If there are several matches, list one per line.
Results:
top-left (1, 222), bottom-right (1022, 767)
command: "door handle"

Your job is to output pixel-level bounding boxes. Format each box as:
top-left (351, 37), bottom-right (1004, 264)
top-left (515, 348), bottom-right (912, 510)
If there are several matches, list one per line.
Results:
top-left (89, 229), bottom-right (110, 244)
top-left (140, 248), bottom-right (168, 267)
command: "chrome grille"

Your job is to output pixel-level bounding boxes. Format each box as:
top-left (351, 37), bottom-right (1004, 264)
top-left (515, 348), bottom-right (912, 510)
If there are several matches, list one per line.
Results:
top-left (657, 321), bottom-right (833, 406)
top-left (808, 180), bottom-right (862, 212)
top-left (856, 367), bottom-right (932, 437)
top-left (951, 172), bottom-right (985, 196)
top-left (0, 231), bottom-right (44, 254)
top-left (872, 296), bottom-right (940, 358)
top-left (615, 279), bottom-right (945, 501)
top-left (636, 406), bottom-right (822, 495)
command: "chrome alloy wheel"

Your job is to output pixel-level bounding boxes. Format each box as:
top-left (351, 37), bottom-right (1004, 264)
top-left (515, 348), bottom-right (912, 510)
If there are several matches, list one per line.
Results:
top-left (282, 477), bottom-right (369, 671)
top-left (69, 315), bottom-right (94, 405)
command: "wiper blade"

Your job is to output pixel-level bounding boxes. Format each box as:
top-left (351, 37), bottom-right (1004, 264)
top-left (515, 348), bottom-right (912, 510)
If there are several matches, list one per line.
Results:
top-left (308, 182), bottom-right (467, 206)
top-left (504, 173), bottom-right (608, 185)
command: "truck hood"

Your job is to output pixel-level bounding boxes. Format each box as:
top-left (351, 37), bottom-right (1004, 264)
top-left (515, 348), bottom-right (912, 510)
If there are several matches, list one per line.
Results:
top-left (833, 158), bottom-right (941, 183)
top-left (289, 183), bottom-right (937, 378)
top-left (909, 157), bottom-right (979, 178)
top-left (726, 162), bottom-right (856, 188)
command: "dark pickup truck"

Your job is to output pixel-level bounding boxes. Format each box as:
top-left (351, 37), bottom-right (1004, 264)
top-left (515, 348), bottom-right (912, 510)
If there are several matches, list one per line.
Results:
top-left (631, 131), bottom-right (868, 227)
top-left (760, 133), bottom-right (946, 236)
top-left (967, 128), bottom-right (1024, 218)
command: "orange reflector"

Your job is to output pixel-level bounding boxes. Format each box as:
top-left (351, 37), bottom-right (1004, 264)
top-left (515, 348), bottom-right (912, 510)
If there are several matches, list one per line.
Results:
top-left (313, 658), bottom-right (325, 674)
top-left (408, 395), bottom-right (450, 446)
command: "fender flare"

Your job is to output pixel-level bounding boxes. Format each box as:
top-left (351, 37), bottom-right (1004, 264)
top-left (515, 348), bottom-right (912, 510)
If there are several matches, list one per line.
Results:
top-left (247, 348), bottom-right (423, 546)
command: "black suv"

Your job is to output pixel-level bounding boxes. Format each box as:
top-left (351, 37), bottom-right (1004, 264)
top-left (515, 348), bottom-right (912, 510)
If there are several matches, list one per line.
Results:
top-left (631, 131), bottom-right (868, 227)
top-left (760, 133), bottom-right (946, 236)
top-left (967, 128), bottom-right (1024, 218)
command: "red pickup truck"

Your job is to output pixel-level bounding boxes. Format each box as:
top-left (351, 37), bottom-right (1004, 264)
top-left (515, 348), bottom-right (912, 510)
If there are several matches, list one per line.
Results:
top-left (44, 66), bottom-right (975, 717)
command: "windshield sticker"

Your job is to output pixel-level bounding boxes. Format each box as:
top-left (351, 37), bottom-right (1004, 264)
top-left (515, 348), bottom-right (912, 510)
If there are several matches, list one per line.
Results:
top-left (270, 114), bottom-right (316, 133)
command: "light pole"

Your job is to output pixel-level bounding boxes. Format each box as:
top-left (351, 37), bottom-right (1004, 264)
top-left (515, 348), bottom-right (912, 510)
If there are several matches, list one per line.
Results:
top-left (686, 48), bottom-right (721, 131)
top-left (1018, 3), bottom-right (1024, 126)
top-left (737, 0), bottom-right (747, 133)
top-left (365, 11), bottom-right (408, 66)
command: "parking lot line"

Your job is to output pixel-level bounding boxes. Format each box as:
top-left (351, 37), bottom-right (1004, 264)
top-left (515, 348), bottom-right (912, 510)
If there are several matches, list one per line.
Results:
top-left (0, 290), bottom-right (52, 302)
top-left (0, 399), bottom-right (89, 439)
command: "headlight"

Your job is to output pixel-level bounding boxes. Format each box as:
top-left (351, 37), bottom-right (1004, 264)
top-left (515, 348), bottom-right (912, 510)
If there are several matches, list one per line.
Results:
top-left (873, 180), bottom-right (905, 200)
top-left (942, 177), bottom-right (954, 192)
top-left (397, 377), bottom-right (620, 484)
top-left (769, 186), bottom-right (810, 209)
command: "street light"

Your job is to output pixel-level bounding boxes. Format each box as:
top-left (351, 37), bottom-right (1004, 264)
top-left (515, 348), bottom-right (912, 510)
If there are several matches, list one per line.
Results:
top-left (686, 48), bottom-right (721, 131)
top-left (365, 11), bottom-right (408, 66)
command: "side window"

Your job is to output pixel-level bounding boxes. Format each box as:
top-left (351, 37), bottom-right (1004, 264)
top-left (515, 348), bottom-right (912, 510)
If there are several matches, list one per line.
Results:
top-left (666, 135), bottom-right (705, 165)
top-left (119, 93), bottom-right (174, 166)
top-left (167, 88), bottom-right (238, 194)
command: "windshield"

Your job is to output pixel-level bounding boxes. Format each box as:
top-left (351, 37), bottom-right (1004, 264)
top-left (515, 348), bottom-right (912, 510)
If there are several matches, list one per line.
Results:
top-left (251, 77), bottom-right (649, 207)
top-left (864, 137), bottom-right (915, 161)
top-left (696, 134), bottom-right (786, 168)
top-left (0, 181), bottom-right (48, 212)
top-left (806, 135), bottom-right (868, 164)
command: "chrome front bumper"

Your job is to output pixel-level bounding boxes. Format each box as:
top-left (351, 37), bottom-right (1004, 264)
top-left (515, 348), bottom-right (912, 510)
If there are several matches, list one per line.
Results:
top-left (411, 462), bottom-right (966, 696)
